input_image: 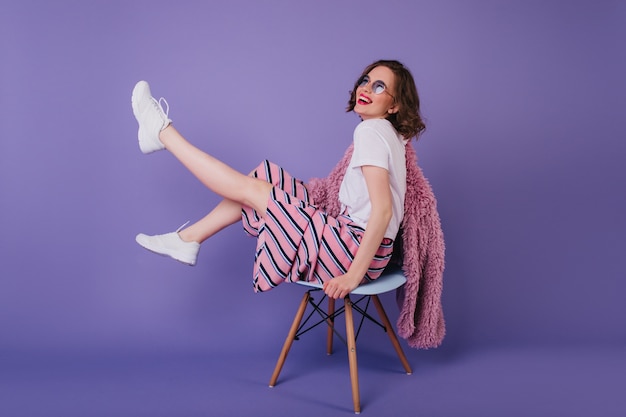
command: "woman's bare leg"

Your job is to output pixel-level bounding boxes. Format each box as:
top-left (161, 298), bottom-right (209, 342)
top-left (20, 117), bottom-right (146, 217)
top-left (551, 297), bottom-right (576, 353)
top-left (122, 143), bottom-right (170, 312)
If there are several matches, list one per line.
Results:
top-left (132, 80), bottom-right (270, 215)
top-left (131, 81), bottom-right (271, 266)
top-left (178, 198), bottom-right (242, 244)
top-left (159, 125), bottom-right (273, 216)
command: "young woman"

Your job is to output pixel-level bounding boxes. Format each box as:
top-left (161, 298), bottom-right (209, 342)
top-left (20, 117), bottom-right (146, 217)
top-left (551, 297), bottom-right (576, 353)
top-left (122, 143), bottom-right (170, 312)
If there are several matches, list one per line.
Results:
top-left (132, 59), bottom-right (425, 300)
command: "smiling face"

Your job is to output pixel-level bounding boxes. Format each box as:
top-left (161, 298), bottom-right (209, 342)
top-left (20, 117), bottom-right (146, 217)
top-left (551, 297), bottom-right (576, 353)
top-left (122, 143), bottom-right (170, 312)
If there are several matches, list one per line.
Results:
top-left (353, 65), bottom-right (399, 121)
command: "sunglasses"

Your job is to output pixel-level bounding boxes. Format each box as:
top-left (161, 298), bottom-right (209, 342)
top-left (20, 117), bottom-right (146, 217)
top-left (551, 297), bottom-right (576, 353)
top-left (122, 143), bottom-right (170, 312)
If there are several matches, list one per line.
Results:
top-left (357, 75), bottom-right (394, 100)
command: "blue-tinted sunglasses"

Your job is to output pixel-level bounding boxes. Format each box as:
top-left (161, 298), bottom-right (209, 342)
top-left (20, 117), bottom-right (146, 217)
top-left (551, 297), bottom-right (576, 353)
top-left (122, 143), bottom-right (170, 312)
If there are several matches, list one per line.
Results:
top-left (357, 75), bottom-right (394, 100)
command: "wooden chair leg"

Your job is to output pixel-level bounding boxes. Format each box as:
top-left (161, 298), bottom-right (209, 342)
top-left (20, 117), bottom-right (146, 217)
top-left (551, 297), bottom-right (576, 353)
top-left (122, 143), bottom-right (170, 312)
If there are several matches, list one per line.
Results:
top-left (269, 291), bottom-right (310, 387)
top-left (326, 297), bottom-right (335, 355)
top-left (344, 297), bottom-right (361, 414)
top-left (371, 295), bottom-right (412, 374)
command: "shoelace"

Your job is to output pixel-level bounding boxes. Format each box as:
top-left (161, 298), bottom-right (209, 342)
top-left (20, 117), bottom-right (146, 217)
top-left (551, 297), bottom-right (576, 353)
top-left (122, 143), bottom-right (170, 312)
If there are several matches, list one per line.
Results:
top-left (152, 97), bottom-right (170, 119)
top-left (176, 221), bottom-right (190, 233)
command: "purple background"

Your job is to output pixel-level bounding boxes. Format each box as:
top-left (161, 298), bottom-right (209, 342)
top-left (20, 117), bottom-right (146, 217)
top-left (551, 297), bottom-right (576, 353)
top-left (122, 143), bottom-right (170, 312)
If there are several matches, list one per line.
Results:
top-left (1, 1), bottom-right (625, 416)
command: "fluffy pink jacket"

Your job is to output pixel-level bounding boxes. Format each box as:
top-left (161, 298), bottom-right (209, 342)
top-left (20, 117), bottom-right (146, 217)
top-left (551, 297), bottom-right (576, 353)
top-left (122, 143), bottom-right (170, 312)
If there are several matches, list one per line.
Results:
top-left (306, 143), bottom-right (446, 349)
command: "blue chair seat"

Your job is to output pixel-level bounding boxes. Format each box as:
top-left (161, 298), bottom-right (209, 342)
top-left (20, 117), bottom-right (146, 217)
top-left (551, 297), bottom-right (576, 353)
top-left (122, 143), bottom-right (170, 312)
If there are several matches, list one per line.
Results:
top-left (294, 266), bottom-right (407, 295)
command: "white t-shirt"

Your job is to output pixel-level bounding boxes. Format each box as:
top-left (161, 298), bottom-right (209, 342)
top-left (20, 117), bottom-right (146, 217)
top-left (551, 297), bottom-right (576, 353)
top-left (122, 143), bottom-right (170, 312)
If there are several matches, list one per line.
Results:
top-left (338, 118), bottom-right (409, 239)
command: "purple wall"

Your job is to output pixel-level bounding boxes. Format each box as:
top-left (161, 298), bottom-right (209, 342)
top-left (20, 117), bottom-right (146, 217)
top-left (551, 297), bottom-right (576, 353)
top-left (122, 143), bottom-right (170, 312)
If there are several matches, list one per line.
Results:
top-left (1, 0), bottom-right (625, 357)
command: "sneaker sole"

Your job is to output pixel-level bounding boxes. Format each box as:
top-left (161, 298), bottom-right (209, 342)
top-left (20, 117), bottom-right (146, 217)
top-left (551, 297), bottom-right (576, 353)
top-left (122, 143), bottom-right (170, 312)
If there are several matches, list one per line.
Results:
top-left (131, 81), bottom-right (150, 119)
top-left (131, 81), bottom-right (165, 154)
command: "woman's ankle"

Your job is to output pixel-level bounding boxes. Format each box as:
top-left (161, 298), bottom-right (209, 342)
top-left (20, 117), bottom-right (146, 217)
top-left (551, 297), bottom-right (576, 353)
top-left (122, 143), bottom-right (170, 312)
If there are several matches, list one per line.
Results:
top-left (178, 229), bottom-right (199, 243)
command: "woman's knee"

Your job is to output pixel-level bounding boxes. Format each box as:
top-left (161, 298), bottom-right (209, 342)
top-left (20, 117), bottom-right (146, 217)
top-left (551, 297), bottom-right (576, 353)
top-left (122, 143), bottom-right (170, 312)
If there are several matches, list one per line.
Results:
top-left (243, 179), bottom-right (273, 215)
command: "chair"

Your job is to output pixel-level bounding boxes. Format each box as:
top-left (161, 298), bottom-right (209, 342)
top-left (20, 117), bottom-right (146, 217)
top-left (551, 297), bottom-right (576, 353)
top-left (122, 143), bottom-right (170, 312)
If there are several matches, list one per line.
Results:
top-left (268, 265), bottom-right (412, 414)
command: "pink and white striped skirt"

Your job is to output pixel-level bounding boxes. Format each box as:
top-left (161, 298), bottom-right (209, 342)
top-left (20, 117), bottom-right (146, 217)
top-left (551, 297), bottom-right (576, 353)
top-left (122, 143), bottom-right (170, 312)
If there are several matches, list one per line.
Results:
top-left (242, 160), bottom-right (394, 292)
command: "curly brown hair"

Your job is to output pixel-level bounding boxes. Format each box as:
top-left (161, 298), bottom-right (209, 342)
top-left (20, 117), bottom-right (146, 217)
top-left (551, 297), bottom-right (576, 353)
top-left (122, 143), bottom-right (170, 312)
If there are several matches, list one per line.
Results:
top-left (347, 60), bottom-right (426, 140)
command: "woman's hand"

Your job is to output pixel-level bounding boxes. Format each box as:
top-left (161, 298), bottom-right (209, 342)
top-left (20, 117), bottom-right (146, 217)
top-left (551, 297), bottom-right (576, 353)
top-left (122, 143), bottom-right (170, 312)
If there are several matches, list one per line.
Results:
top-left (324, 165), bottom-right (392, 299)
top-left (323, 273), bottom-right (362, 299)
top-left (323, 165), bottom-right (392, 299)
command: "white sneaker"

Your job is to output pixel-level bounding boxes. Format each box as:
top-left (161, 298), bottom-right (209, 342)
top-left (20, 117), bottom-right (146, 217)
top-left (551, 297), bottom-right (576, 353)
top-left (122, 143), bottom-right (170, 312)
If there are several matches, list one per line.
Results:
top-left (131, 81), bottom-right (172, 154)
top-left (136, 228), bottom-right (200, 266)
